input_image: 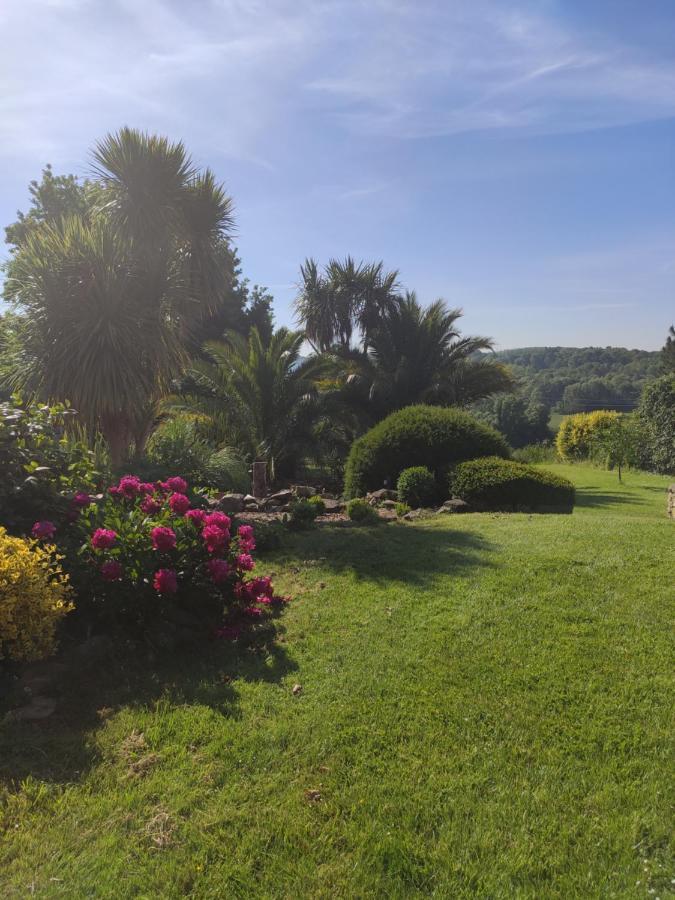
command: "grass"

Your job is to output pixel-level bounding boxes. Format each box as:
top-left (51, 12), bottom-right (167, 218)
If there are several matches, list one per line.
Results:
top-left (1, 464), bottom-right (673, 898)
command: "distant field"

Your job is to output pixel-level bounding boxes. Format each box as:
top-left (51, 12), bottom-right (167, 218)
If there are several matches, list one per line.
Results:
top-left (1, 464), bottom-right (673, 897)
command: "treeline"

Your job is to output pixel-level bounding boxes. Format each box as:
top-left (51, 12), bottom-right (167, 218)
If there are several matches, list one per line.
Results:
top-left (495, 346), bottom-right (662, 413)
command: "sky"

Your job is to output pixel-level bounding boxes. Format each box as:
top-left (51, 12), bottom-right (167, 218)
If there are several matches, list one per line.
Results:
top-left (1, 0), bottom-right (673, 350)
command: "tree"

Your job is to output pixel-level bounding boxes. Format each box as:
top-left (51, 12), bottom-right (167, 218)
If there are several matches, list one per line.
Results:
top-left (661, 325), bottom-right (675, 373)
top-left (588, 415), bottom-right (643, 481)
top-left (3, 129), bottom-right (235, 465)
top-left (473, 394), bottom-right (550, 448)
top-left (295, 256), bottom-right (400, 352)
top-left (178, 328), bottom-right (327, 479)
top-left (637, 374), bottom-right (675, 474)
top-left (335, 293), bottom-right (514, 420)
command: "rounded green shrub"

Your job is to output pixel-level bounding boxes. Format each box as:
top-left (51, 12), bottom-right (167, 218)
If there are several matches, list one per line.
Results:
top-left (397, 466), bottom-right (436, 508)
top-left (344, 405), bottom-right (509, 499)
top-left (288, 498), bottom-right (321, 529)
top-left (347, 498), bottom-right (379, 524)
top-left (555, 410), bottom-right (620, 461)
top-left (450, 457), bottom-right (575, 512)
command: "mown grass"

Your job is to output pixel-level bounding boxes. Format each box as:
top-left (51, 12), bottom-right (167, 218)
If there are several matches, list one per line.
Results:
top-left (1, 464), bottom-right (673, 898)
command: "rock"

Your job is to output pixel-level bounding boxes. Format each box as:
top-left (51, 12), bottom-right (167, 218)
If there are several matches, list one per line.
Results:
top-left (243, 494), bottom-right (260, 510)
top-left (367, 488), bottom-right (397, 503)
top-left (377, 509), bottom-right (398, 521)
top-left (380, 499), bottom-right (397, 509)
top-left (267, 489), bottom-right (294, 506)
top-left (216, 493), bottom-right (245, 514)
top-left (403, 509), bottom-right (433, 521)
top-left (321, 492), bottom-right (336, 500)
top-left (7, 696), bottom-right (57, 721)
top-left (291, 484), bottom-right (317, 498)
top-left (437, 498), bottom-right (470, 514)
top-left (322, 498), bottom-right (345, 513)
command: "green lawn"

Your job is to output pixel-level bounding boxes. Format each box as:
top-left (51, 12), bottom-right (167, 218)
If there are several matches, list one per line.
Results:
top-left (1, 465), bottom-right (673, 898)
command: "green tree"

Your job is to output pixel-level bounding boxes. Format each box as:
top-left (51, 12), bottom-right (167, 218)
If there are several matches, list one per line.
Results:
top-left (661, 325), bottom-right (675, 373)
top-left (637, 374), bottom-right (675, 474)
top-left (588, 415), bottom-right (643, 481)
top-left (179, 327), bottom-right (327, 479)
top-left (3, 129), bottom-right (235, 465)
top-left (295, 256), bottom-right (400, 352)
top-left (474, 394), bottom-right (550, 448)
top-left (336, 293), bottom-right (514, 420)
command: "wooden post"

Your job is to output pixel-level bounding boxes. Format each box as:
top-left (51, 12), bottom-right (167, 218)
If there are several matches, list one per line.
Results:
top-left (252, 460), bottom-right (268, 499)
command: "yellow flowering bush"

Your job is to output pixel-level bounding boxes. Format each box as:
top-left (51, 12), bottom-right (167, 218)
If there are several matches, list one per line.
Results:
top-left (555, 410), bottom-right (621, 461)
top-left (0, 527), bottom-right (73, 662)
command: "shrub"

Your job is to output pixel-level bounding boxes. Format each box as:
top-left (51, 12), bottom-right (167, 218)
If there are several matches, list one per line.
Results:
top-left (0, 397), bottom-right (107, 534)
top-left (347, 498), bottom-right (379, 524)
top-left (395, 502), bottom-right (411, 517)
top-left (344, 405), bottom-right (509, 498)
top-left (397, 466), bottom-right (437, 508)
top-left (63, 474), bottom-right (288, 635)
top-left (450, 457), bottom-right (575, 512)
top-left (0, 526), bottom-right (73, 662)
top-left (288, 498), bottom-right (321, 529)
top-left (637, 374), bottom-right (675, 474)
top-left (555, 411), bottom-right (620, 461)
top-left (201, 447), bottom-right (250, 492)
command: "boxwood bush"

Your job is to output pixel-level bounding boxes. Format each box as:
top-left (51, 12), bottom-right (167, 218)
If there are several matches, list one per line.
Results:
top-left (344, 405), bottom-right (509, 498)
top-left (397, 466), bottom-right (437, 508)
top-left (450, 457), bottom-right (575, 512)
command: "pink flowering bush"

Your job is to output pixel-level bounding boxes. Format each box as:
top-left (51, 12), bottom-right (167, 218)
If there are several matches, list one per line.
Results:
top-left (71, 473), bottom-right (289, 636)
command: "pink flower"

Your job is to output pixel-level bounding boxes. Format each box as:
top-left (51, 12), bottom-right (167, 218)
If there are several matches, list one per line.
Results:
top-left (185, 509), bottom-right (206, 528)
top-left (100, 560), bottom-right (123, 581)
top-left (236, 553), bottom-right (254, 572)
top-left (237, 524), bottom-right (256, 552)
top-left (207, 558), bottom-right (230, 584)
top-left (139, 482), bottom-right (156, 495)
top-left (216, 625), bottom-right (241, 641)
top-left (248, 575), bottom-right (273, 599)
top-left (164, 476), bottom-right (188, 494)
top-left (204, 511), bottom-right (231, 531)
top-left (72, 491), bottom-right (92, 508)
top-left (243, 606), bottom-right (263, 618)
top-left (108, 485), bottom-right (123, 499)
top-left (118, 475), bottom-right (142, 498)
top-left (153, 568), bottom-right (178, 594)
top-left (91, 528), bottom-right (117, 550)
top-left (140, 496), bottom-right (161, 515)
top-left (151, 526), bottom-right (176, 552)
top-left (202, 524), bottom-right (229, 554)
top-left (32, 520), bottom-right (56, 540)
top-left (168, 492), bottom-right (191, 515)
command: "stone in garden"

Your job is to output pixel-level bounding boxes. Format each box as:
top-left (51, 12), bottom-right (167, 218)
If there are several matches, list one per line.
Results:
top-left (403, 509), bottom-right (433, 521)
top-left (377, 508), bottom-right (398, 521)
top-left (216, 493), bottom-right (245, 513)
top-left (291, 485), bottom-right (317, 498)
top-left (322, 498), bottom-right (345, 512)
top-left (437, 499), bottom-right (470, 514)
top-left (380, 499), bottom-right (397, 509)
top-left (268, 489), bottom-right (294, 505)
top-left (252, 460), bottom-right (267, 499)
top-left (367, 488), bottom-right (398, 503)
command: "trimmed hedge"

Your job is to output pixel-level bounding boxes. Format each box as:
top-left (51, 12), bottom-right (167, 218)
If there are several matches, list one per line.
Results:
top-left (397, 466), bottom-right (437, 508)
top-left (450, 457), bottom-right (575, 511)
top-left (344, 405), bottom-right (509, 498)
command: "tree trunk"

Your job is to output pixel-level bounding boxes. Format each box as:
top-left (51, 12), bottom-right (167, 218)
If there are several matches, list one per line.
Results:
top-left (101, 417), bottom-right (130, 471)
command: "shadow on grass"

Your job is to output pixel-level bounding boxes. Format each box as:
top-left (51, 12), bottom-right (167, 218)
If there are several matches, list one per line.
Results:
top-left (270, 519), bottom-right (496, 586)
top-left (0, 630), bottom-right (297, 789)
top-left (574, 486), bottom-right (649, 510)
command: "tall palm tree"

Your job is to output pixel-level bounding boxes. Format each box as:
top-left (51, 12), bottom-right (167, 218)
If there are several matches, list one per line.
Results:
top-left (336, 292), bottom-right (514, 419)
top-left (178, 327), bottom-right (327, 479)
top-left (295, 256), bottom-right (400, 352)
top-left (6, 128), bottom-right (233, 465)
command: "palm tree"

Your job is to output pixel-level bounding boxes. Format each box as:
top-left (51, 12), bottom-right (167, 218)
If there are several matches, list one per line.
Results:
top-left (336, 292), bottom-right (514, 419)
top-left (5, 128), bottom-right (234, 465)
top-left (295, 256), bottom-right (400, 352)
top-left (178, 327), bottom-right (327, 479)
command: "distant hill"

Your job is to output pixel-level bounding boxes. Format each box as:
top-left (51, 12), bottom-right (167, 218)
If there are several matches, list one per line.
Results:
top-left (494, 346), bottom-right (661, 413)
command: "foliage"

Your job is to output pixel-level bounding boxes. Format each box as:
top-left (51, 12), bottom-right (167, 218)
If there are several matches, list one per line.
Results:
top-left (473, 394), bottom-right (550, 448)
top-left (555, 410), bottom-right (621, 461)
top-left (637, 373), bottom-right (675, 474)
top-left (66, 473), bottom-right (288, 633)
top-left (0, 397), bottom-right (107, 533)
top-left (396, 466), bottom-right (437, 509)
top-left (295, 256), bottom-right (400, 352)
top-left (334, 294), bottom-right (514, 420)
top-left (180, 327), bottom-right (327, 479)
top-left (3, 130), bottom-right (235, 466)
top-left (346, 498), bottom-right (379, 524)
top-left (344, 404), bottom-right (510, 498)
top-left (288, 497), bottom-right (324, 529)
top-left (450, 457), bottom-right (575, 511)
top-left (0, 526), bottom-right (73, 662)
top-left (395, 502), bottom-right (411, 517)
top-left (200, 447), bottom-right (250, 492)
top-left (512, 443), bottom-right (558, 464)
top-left (494, 346), bottom-right (660, 414)
top-left (660, 324), bottom-right (675, 373)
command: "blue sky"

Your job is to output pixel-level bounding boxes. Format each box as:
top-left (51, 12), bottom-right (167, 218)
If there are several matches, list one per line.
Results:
top-left (1, 0), bottom-right (673, 350)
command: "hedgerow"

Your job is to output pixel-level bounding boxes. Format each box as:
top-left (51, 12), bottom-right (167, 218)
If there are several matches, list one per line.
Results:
top-left (450, 457), bottom-right (575, 511)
